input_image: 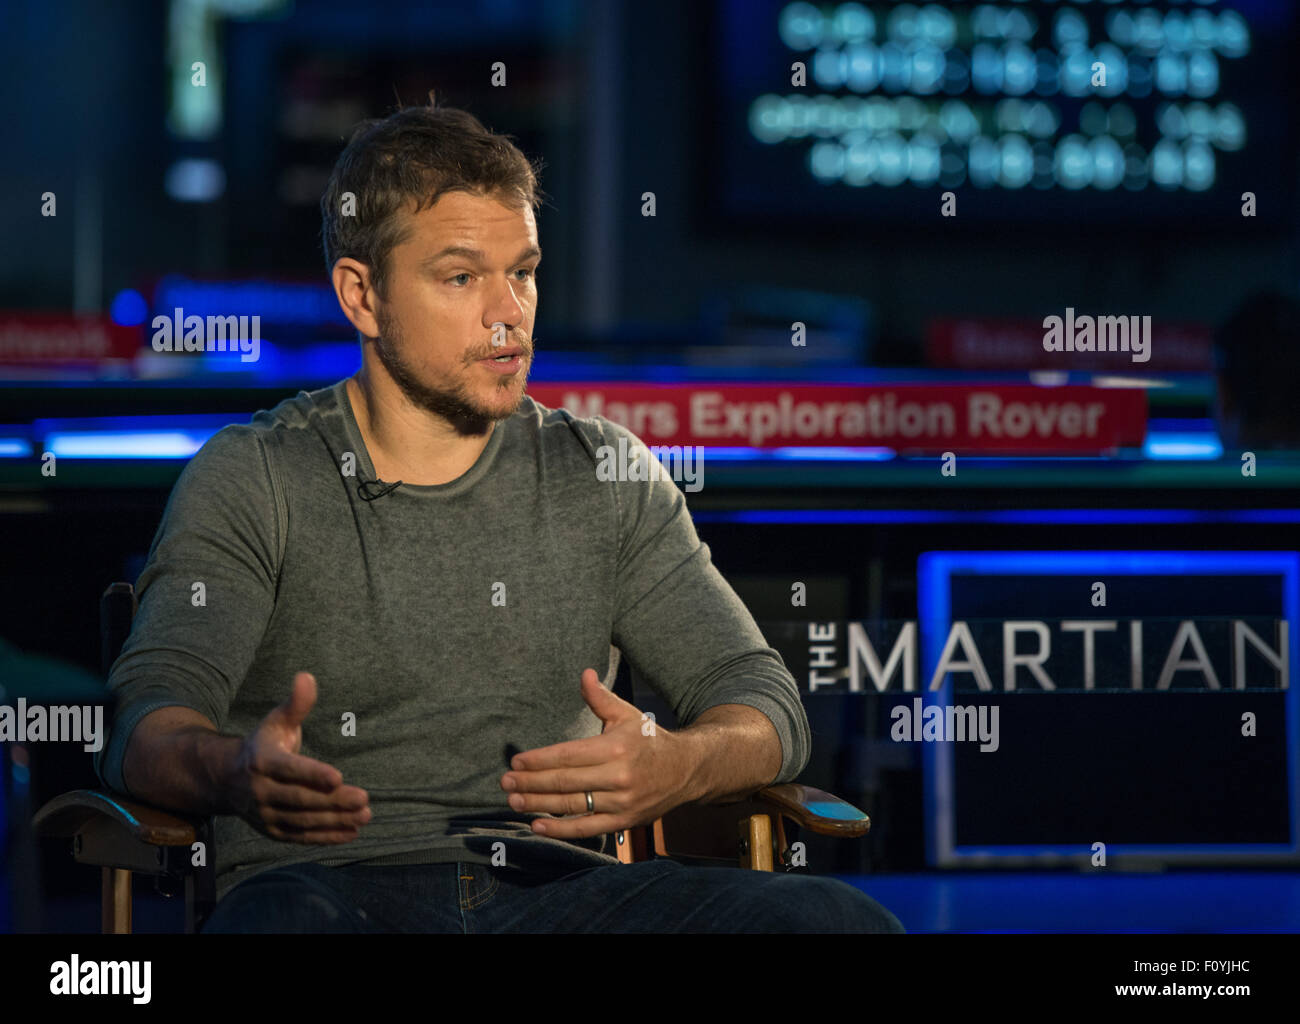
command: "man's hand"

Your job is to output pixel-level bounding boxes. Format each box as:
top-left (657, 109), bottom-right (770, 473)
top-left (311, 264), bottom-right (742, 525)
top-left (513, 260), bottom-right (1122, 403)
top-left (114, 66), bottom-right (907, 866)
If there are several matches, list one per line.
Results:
top-left (500, 669), bottom-right (699, 839)
top-left (228, 671), bottom-right (371, 844)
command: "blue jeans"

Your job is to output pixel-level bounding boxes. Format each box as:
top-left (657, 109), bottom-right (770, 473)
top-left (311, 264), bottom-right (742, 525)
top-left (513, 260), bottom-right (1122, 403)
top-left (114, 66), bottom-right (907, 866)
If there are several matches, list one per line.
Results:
top-left (200, 859), bottom-right (905, 933)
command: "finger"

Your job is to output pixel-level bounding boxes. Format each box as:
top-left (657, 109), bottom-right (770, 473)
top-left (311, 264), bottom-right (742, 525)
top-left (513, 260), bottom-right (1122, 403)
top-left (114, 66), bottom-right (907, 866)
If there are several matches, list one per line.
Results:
top-left (510, 788), bottom-right (625, 816)
top-left (510, 733), bottom-right (616, 772)
top-left (529, 813), bottom-right (625, 840)
top-left (259, 778), bottom-right (370, 812)
top-left (267, 824), bottom-right (362, 845)
top-left (263, 805), bottom-right (373, 831)
top-left (502, 764), bottom-right (620, 795)
top-left (262, 750), bottom-right (349, 792)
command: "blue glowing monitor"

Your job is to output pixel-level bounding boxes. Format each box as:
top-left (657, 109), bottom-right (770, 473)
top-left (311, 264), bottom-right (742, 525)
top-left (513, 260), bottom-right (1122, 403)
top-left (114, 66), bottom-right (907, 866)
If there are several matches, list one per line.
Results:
top-left (917, 550), bottom-right (1299, 867)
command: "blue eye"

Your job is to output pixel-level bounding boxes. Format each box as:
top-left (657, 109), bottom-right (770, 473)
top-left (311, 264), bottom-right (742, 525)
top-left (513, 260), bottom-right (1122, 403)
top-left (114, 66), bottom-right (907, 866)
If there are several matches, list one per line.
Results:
top-left (450, 273), bottom-right (471, 286)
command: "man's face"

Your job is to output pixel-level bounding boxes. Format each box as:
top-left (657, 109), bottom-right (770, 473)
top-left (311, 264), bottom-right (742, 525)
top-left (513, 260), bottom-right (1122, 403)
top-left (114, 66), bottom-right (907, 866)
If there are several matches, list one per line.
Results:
top-left (370, 189), bottom-right (540, 435)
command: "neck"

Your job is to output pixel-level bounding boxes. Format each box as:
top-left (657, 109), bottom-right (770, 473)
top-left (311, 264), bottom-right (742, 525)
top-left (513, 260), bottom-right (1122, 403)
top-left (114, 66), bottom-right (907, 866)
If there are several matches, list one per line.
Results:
top-left (346, 369), bottom-right (494, 486)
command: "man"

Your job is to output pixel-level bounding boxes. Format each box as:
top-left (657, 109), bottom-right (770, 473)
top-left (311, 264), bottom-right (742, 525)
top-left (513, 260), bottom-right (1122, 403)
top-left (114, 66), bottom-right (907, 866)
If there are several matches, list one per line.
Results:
top-left (94, 100), bottom-right (904, 934)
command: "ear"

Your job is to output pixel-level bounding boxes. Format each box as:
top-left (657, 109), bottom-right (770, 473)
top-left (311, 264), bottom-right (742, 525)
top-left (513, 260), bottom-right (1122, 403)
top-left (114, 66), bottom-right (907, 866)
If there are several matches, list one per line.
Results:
top-left (331, 258), bottom-right (382, 339)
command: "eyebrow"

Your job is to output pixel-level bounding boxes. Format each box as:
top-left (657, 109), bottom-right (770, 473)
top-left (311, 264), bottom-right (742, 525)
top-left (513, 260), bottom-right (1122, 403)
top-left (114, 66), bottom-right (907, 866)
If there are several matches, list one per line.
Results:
top-left (420, 244), bottom-right (542, 269)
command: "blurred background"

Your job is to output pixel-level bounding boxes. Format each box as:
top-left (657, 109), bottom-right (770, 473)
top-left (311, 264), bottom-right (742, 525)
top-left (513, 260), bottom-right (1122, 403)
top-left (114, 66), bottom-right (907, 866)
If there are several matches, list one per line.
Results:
top-left (2, 0), bottom-right (1299, 934)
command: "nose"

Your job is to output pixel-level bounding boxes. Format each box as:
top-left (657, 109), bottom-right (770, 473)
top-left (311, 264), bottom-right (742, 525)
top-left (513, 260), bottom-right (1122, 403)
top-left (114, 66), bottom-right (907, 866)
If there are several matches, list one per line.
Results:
top-left (485, 275), bottom-right (526, 332)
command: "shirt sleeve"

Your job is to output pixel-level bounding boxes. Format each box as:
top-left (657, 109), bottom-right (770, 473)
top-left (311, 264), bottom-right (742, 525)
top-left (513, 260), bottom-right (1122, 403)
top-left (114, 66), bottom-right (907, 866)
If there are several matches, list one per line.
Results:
top-left (596, 418), bottom-right (811, 784)
top-left (94, 423), bottom-right (283, 796)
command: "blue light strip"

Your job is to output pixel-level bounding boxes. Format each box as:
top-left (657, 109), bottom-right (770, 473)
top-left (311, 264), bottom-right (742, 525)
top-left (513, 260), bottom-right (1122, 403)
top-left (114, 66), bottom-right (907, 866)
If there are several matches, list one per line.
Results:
top-left (45, 431), bottom-right (213, 459)
top-left (693, 509), bottom-right (1300, 525)
top-left (24, 414), bottom-right (241, 460)
top-left (29, 414), bottom-right (239, 432)
top-left (916, 550), bottom-right (1300, 866)
top-left (1143, 432), bottom-right (1224, 459)
top-left (152, 276), bottom-right (349, 327)
top-left (702, 446), bottom-right (896, 460)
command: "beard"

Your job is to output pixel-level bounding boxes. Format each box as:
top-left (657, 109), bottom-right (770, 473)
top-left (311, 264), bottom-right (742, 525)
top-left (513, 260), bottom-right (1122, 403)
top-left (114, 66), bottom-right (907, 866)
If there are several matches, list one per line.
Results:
top-left (372, 306), bottom-right (531, 437)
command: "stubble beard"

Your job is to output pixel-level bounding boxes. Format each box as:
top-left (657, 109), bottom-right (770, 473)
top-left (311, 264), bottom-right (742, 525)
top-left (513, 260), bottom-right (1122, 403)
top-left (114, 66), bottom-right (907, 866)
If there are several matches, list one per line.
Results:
top-left (372, 306), bottom-right (531, 437)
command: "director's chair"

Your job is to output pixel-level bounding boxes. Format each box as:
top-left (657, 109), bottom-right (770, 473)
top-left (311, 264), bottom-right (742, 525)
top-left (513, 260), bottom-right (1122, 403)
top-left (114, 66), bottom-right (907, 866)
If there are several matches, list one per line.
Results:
top-left (34, 582), bottom-right (873, 933)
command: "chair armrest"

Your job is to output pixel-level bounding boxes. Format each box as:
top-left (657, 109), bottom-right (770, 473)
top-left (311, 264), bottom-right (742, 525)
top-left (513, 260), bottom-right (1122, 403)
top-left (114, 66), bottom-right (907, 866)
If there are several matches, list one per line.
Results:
top-left (650, 784), bottom-right (870, 863)
top-left (34, 789), bottom-right (201, 853)
top-left (753, 784), bottom-right (871, 838)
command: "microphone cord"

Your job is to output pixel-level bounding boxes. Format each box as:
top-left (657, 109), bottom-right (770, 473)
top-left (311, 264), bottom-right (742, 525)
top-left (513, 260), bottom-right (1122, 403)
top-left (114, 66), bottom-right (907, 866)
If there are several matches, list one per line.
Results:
top-left (357, 479), bottom-right (403, 501)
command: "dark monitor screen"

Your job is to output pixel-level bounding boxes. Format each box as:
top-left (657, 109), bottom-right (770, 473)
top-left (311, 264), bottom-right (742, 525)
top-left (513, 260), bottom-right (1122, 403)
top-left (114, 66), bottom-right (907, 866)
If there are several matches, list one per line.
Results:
top-left (705, 0), bottom-right (1298, 229)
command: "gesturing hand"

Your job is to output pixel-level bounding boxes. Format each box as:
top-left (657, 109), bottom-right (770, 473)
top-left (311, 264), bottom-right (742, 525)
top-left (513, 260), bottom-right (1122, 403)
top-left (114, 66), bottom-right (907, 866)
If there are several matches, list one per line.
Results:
top-left (230, 671), bottom-right (371, 844)
top-left (500, 668), bottom-right (700, 839)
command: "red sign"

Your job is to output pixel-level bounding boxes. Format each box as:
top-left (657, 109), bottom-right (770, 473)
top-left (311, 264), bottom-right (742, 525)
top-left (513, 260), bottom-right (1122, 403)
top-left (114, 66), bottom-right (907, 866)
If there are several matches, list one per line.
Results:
top-left (927, 316), bottom-right (1213, 372)
top-left (0, 312), bottom-right (140, 364)
top-left (525, 383), bottom-right (1147, 453)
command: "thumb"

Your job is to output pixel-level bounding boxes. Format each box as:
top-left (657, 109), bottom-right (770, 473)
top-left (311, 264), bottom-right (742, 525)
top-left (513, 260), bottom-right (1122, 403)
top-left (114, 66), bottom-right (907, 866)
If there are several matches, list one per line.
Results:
top-left (580, 668), bottom-right (632, 726)
top-left (272, 671), bottom-right (318, 730)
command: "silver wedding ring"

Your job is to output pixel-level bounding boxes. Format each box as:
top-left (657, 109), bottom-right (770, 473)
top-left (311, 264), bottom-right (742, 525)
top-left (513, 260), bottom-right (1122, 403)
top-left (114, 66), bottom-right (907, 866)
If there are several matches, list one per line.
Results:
top-left (585, 790), bottom-right (594, 814)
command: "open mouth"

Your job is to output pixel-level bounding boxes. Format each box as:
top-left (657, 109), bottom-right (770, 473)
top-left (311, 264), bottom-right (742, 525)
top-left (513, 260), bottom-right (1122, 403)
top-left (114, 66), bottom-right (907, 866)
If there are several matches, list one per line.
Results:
top-left (480, 352), bottom-right (523, 373)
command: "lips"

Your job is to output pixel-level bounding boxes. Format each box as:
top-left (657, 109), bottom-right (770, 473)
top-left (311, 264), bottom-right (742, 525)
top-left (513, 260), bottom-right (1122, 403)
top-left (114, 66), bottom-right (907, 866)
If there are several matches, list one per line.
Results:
top-left (480, 353), bottom-right (523, 375)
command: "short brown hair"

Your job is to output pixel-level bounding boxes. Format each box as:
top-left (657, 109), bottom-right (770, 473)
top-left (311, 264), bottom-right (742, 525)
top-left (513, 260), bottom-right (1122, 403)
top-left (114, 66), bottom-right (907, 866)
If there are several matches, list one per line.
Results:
top-left (320, 98), bottom-right (544, 300)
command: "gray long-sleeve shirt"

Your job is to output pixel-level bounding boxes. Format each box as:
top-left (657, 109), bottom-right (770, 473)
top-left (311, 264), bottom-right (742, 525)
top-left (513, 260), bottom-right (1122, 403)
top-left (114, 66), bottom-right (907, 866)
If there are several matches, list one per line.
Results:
top-left (94, 379), bottom-right (810, 900)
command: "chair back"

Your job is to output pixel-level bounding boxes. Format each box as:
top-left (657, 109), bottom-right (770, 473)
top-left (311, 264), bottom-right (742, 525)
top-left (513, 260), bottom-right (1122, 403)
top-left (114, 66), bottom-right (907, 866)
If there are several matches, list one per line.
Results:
top-left (100, 582), bottom-right (137, 676)
top-left (100, 581), bottom-right (217, 933)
